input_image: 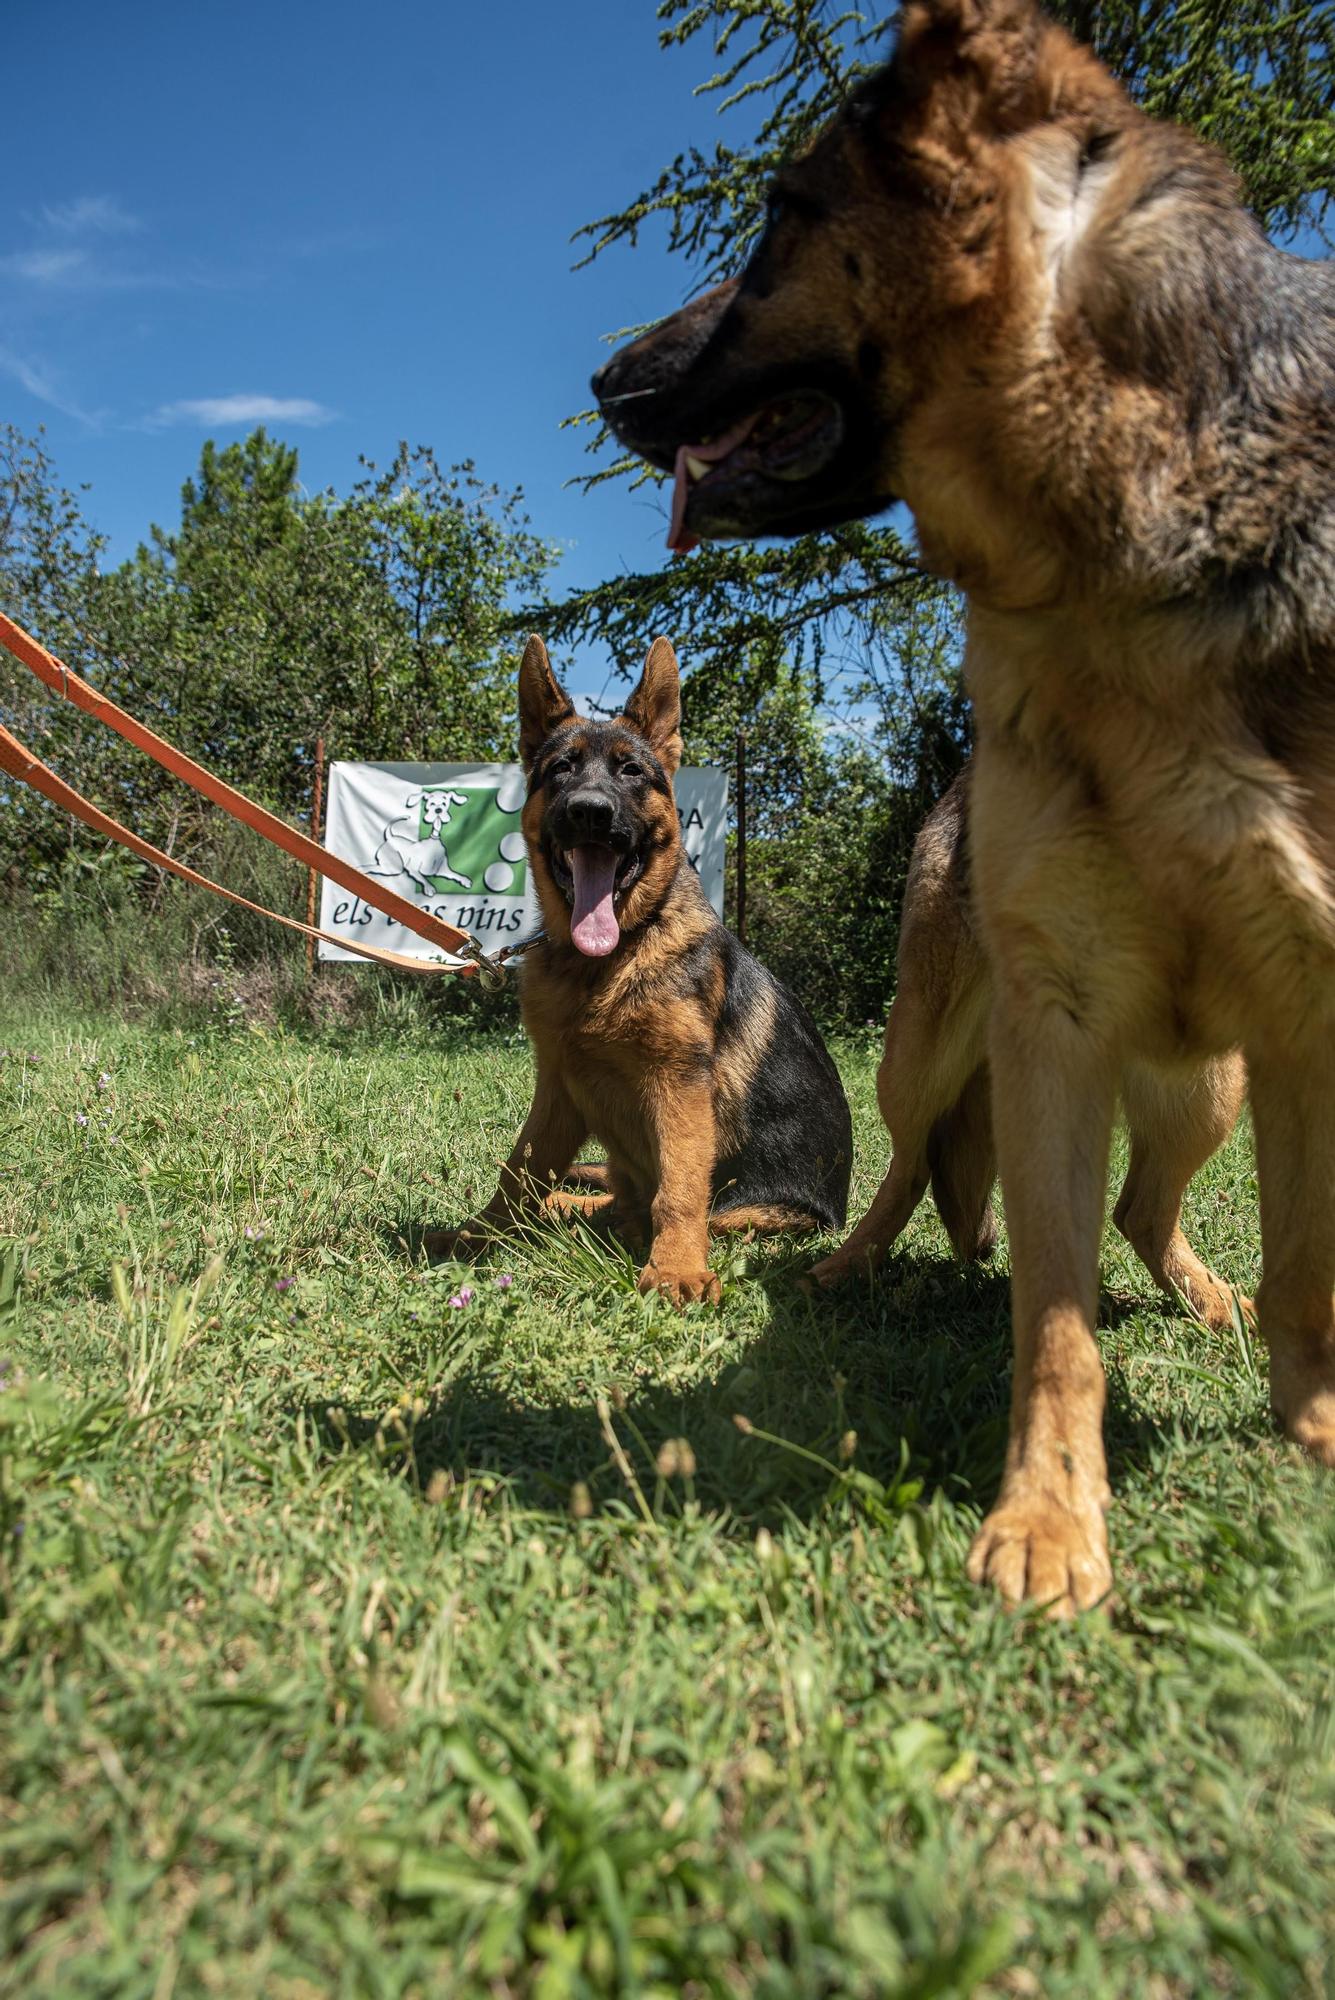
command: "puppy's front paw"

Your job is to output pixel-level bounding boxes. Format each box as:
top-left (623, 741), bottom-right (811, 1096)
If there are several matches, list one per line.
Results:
top-left (636, 1261), bottom-right (721, 1309)
top-left (422, 1222), bottom-right (492, 1263)
top-left (543, 1188), bottom-right (615, 1220)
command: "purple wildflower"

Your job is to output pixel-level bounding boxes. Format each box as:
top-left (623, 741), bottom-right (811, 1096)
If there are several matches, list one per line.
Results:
top-left (495, 1273), bottom-right (515, 1291)
top-left (275, 1276), bottom-right (295, 1293)
top-left (448, 1284), bottom-right (475, 1310)
top-left (75, 1113), bottom-right (88, 1127)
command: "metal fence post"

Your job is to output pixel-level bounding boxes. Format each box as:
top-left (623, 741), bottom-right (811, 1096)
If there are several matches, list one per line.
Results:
top-left (305, 735), bottom-right (326, 975)
top-left (735, 730), bottom-right (747, 944)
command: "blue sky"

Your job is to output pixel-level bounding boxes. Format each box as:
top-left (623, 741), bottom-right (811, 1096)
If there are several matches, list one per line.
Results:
top-left (5, 0), bottom-right (752, 701)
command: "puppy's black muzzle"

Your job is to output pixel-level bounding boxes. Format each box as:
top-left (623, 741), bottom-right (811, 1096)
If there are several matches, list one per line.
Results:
top-left (554, 791), bottom-right (631, 851)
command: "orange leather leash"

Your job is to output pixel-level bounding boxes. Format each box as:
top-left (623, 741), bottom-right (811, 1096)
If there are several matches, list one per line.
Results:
top-left (0, 611), bottom-right (507, 978)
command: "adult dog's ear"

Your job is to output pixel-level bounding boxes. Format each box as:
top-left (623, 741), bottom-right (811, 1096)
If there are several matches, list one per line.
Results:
top-left (518, 634), bottom-right (575, 769)
top-left (909, 0), bottom-right (1037, 26)
top-left (894, 0), bottom-right (1053, 131)
top-left (622, 636), bottom-right (683, 776)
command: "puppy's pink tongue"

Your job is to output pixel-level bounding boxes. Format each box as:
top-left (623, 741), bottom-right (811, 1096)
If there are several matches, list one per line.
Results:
top-left (569, 846), bottom-right (621, 956)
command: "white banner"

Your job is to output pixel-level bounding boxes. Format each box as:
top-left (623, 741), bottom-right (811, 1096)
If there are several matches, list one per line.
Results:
top-left (317, 761), bottom-right (728, 963)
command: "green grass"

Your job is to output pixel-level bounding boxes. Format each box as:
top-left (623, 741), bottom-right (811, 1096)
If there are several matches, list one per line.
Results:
top-left (0, 1000), bottom-right (1332, 1998)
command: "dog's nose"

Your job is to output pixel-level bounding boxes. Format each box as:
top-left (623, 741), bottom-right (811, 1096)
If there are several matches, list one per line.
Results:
top-left (565, 792), bottom-right (616, 840)
top-left (591, 344), bottom-right (645, 406)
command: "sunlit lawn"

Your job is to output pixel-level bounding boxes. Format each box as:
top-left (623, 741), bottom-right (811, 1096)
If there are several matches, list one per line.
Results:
top-left (1, 1003), bottom-right (1331, 1997)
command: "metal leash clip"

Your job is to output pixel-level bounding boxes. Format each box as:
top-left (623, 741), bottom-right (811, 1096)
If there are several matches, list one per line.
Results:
top-left (453, 936), bottom-right (509, 989)
top-left (454, 930), bottom-right (546, 990)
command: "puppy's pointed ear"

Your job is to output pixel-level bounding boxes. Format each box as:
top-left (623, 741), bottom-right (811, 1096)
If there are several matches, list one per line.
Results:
top-left (622, 636), bottom-right (683, 777)
top-left (518, 634), bottom-right (575, 769)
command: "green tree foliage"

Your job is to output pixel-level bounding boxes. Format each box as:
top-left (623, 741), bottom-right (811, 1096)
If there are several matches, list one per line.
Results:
top-left (0, 425), bottom-right (107, 647)
top-left (99, 432), bottom-right (554, 812)
top-left (0, 425), bottom-right (115, 882)
top-left (1, 429), bottom-right (556, 886)
top-left (694, 662), bottom-right (970, 1022)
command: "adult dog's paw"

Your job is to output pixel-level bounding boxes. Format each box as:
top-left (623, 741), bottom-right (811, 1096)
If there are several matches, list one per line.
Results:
top-left (636, 1261), bottom-right (722, 1308)
top-left (1269, 1338), bottom-right (1335, 1467)
top-left (1275, 1391), bottom-right (1335, 1467)
top-left (966, 1492), bottom-right (1112, 1618)
top-left (803, 1241), bottom-right (881, 1290)
top-left (1175, 1265), bottom-right (1253, 1334)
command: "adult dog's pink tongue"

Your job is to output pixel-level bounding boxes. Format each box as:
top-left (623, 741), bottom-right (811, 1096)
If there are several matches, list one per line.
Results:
top-left (668, 446), bottom-right (702, 556)
top-left (569, 846), bottom-right (621, 956)
top-left (666, 413), bottom-right (763, 554)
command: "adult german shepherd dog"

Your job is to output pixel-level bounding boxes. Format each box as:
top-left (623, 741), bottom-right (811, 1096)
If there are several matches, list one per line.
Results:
top-left (806, 768), bottom-right (1249, 1336)
top-left (593, 0), bottom-right (1335, 1612)
top-left (431, 634), bottom-right (852, 1306)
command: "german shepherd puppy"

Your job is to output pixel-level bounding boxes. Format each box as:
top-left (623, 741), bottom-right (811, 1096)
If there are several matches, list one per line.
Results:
top-left (805, 769), bottom-right (1248, 1333)
top-left (594, 0), bottom-right (1335, 1610)
top-left (430, 634), bottom-right (851, 1306)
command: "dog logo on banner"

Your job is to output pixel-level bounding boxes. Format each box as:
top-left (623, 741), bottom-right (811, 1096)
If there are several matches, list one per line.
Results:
top-left (369, 782), bottom-right (529, 899)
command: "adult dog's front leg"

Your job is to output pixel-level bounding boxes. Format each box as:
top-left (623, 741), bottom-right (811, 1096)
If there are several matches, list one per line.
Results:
top-left (639, 1075), bottom-right (721, 1307)
top-left (966, 997), bottom-right (1118, 1616)
top-left (1250, 1044), bottom-right (1335, 1465)
top-left (1115, 1054), bottom-right (1248, 1329)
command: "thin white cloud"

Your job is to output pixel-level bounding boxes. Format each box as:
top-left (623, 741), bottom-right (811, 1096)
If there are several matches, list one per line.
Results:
top-left (2, 197), bottom-right (165, 292)
top-left (0, 246), bottom-right (183, 293)
top-left (39, 195), bottom-right (142, 236)
top-left (148, 394), bottom-right (339, 429)
top-left (2, 247), bottom-right (88, 283)
top-left (0, 344), bottom-right (101, 426)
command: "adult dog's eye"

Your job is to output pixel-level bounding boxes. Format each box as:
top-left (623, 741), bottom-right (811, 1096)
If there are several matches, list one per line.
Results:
top-left (619, 760), bottom-right (643, 779)
top-left (547, 756), bottom-right (572, 779)
top-left (764, 184), bottom-right (824, 230)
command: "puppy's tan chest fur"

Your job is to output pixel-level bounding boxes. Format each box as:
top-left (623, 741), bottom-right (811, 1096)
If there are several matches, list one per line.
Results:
top-left (523, 981), bottom-right (699, 1159)
top-left (525, 977), bottom-right (711, 1069)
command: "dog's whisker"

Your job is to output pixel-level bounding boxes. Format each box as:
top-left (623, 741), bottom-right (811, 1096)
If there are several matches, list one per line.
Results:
top-left (598, 388), bottom-right (661, 405)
